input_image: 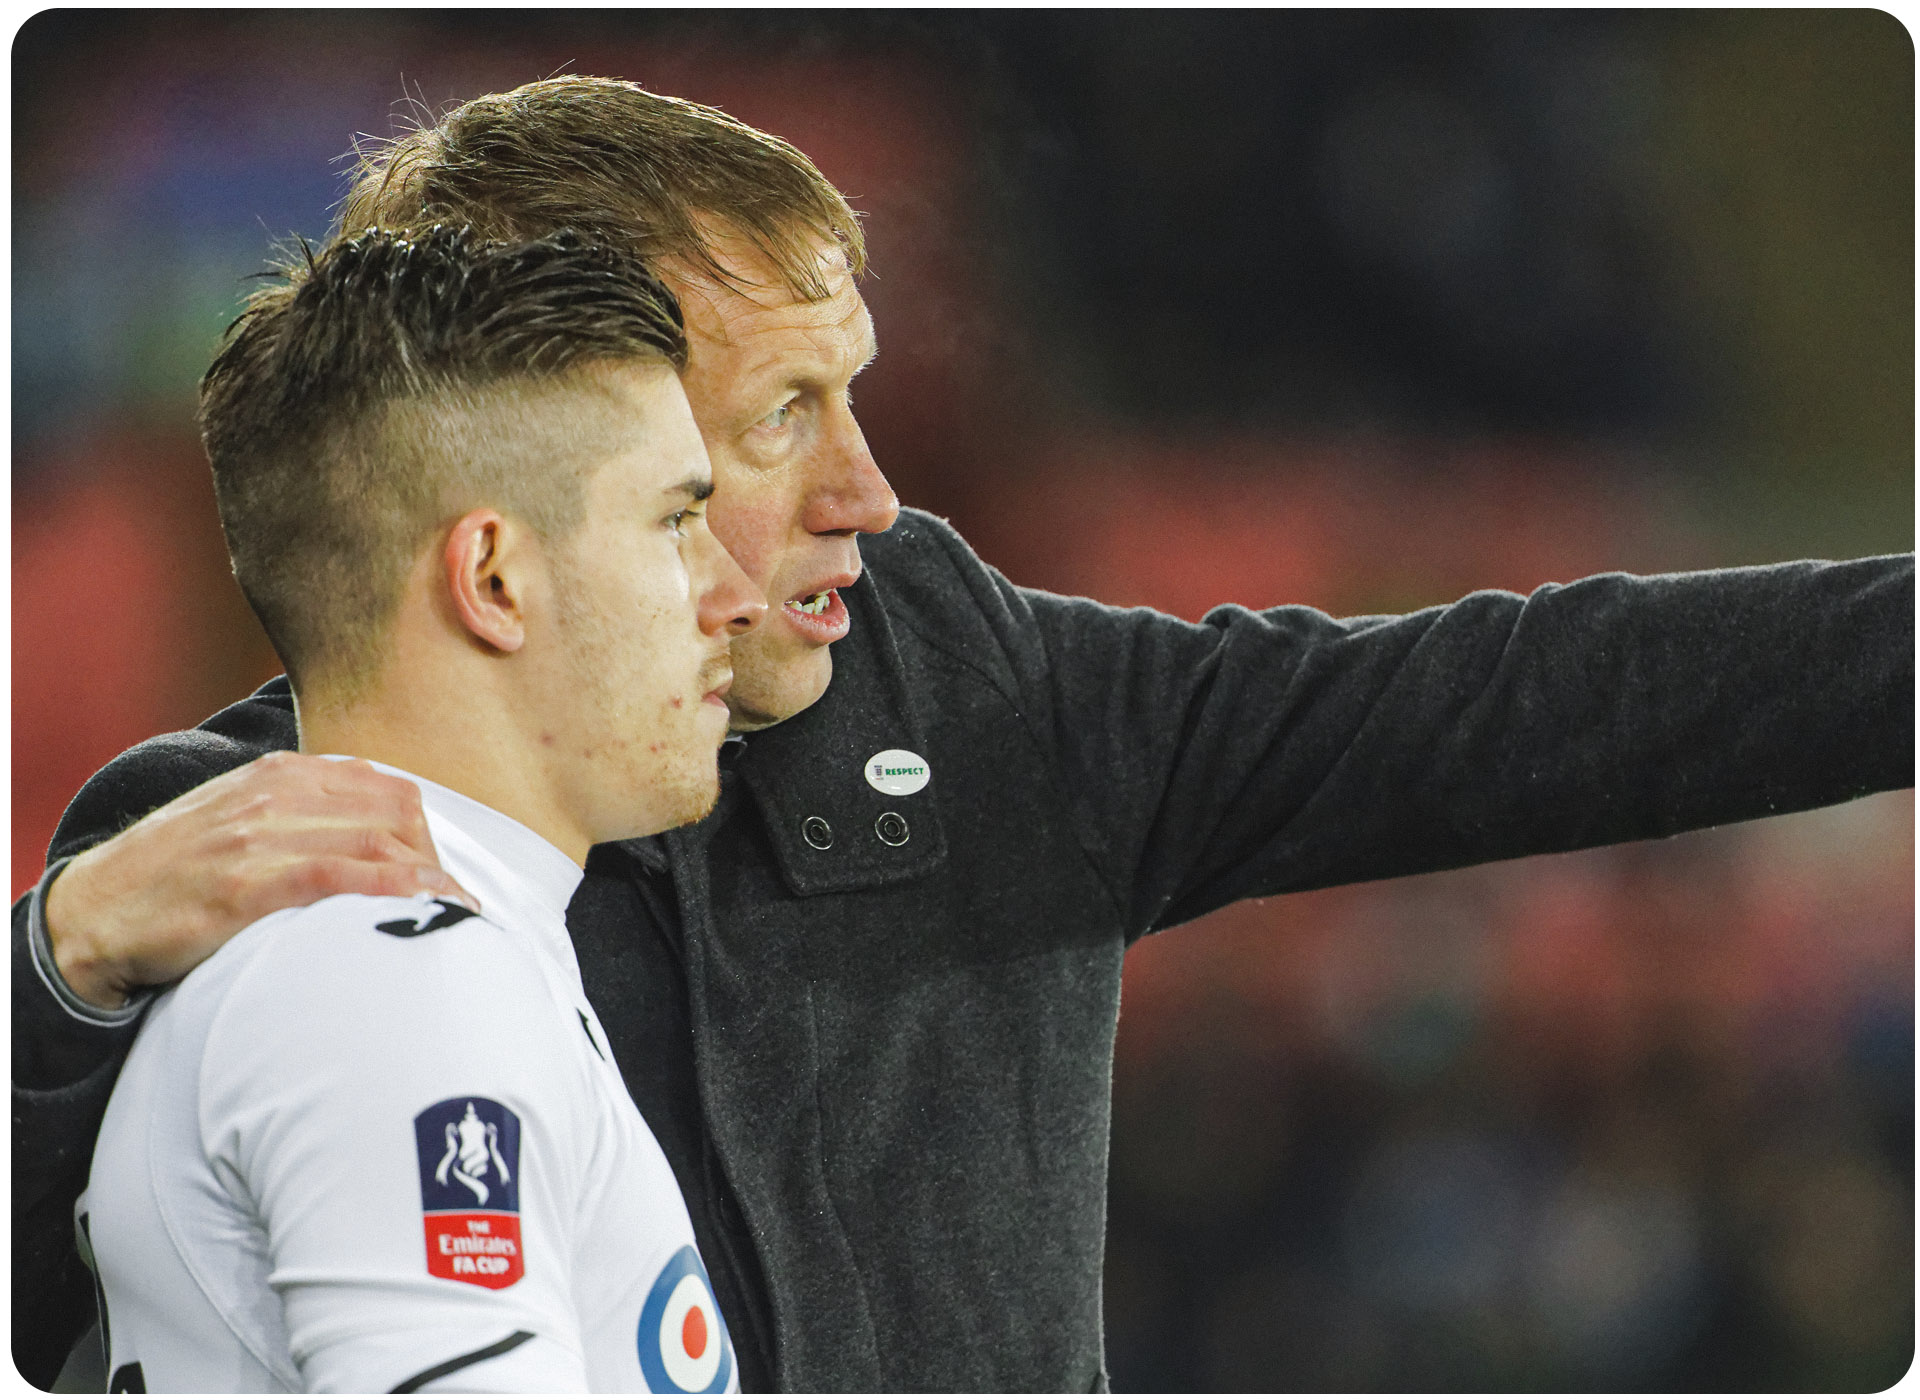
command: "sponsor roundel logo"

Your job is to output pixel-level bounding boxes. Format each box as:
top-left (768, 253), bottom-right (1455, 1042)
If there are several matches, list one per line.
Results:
top-left (414, 1097), bottom-right (523, 1289)
top-left (637, 1246), bottom-right (733, 1393)
top-left (863, 748), bottom-right (930, 797)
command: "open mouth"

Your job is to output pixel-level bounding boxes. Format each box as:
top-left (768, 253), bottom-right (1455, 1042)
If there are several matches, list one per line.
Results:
top-left (780, 585), bottom-right (851, 643)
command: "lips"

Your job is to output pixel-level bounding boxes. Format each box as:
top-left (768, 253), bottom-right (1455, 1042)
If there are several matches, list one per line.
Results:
top-left (780, 572), bottom-right (856, 645)
top-left (698, 656), bottom-right (734, 710)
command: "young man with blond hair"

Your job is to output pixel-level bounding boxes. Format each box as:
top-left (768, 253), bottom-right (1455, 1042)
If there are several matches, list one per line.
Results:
top-left (78, 224), bottom-right (761, 1391)
top-left (16, 77), bottom-right (1911, 1391)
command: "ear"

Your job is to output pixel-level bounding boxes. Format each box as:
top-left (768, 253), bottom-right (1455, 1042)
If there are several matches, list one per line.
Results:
top-left (442, 509), bottom-right (531, 654)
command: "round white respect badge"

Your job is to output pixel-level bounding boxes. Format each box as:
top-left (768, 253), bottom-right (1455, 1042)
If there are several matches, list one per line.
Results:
top-left (864, 748), bottom-right (930, 796)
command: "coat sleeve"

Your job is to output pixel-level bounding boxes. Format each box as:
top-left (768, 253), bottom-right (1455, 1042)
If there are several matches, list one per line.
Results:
top-left (965, 544), bottom-right (1913, 938)
top-left (11, 889), bottom-right (140, 1387)
top-left (10, 683), bottom-right (297, 1387)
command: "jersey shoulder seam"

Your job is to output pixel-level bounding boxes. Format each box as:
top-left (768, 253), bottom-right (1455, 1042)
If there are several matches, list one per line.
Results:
top-left (144, 1006), bottom-right (305, 1389)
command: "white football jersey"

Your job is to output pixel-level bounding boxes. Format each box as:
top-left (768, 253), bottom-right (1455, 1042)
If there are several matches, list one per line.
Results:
top-left (79, 763), bottom-right (737, 1394)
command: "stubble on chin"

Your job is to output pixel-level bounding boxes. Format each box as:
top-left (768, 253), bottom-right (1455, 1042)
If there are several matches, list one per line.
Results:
top-left (678, 775), bottom-right (722, 828)
top-left (601, 739), bottom-right (718, 839)
top-left (723, 638), bottom-right (833, 734)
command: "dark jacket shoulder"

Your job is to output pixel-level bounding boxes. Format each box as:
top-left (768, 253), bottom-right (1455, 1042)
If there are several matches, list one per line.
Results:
top-left (49, 679), bottom-right (299, 865)
top-left (860, 506), bottom-right (1141, 737)
top-left (857, 509), bottom-right (1030, 674)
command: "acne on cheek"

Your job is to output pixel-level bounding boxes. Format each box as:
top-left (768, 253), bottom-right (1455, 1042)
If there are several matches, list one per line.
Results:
top-left (582, 737), bottom-right (637, 761)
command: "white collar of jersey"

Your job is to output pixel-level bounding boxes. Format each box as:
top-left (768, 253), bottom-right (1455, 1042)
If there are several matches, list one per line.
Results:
top-left (316, 757), bottom-right (585, 944)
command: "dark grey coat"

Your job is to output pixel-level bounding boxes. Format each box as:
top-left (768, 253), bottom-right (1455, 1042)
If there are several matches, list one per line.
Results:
top-left (12, 509), bottom-right (1913, 1390)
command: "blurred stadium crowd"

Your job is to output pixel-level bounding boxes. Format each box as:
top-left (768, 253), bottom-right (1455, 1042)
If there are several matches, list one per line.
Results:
top-left (14, 12), bottom-right (1912, 1391)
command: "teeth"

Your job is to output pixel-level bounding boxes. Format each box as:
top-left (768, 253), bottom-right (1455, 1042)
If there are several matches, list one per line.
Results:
top-left (789, 592), bottom-right (831, 615)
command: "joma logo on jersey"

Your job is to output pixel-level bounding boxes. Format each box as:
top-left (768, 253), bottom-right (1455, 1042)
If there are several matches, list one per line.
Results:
top-left (414, 1097), bottom-right (524, 1289)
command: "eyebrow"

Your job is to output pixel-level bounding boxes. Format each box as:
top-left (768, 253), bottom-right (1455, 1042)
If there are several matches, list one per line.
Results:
top-left (766, 328), bottom-right (880, 398)
top-left (664, 477), bottom-right (715, 502)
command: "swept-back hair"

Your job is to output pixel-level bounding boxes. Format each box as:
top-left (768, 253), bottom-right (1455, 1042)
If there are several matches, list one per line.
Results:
top-left (340, 75), bottom-right (866, 300)
top-left (200, 223), bottom-right (687, 694)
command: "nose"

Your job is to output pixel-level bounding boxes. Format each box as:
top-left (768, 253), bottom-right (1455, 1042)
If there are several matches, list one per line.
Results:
top-left (801, 405), bottom-right (899, 538)
top-left (693, 524), bottom-right (768, 638)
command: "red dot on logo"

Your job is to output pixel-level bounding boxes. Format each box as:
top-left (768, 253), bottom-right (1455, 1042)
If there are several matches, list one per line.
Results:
top-left (682, 1305), bottom-right (709, 1359)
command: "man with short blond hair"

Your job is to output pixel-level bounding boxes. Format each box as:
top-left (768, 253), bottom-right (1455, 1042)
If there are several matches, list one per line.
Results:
top-left (16, 76), bottom-right (1912, 1392)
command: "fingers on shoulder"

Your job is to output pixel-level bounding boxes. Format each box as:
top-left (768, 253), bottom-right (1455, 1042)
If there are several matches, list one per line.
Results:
top-left (215, 751), bottom-right (346, 828)
top-left (281, 856), bottom-right (457, 907)
top-left (320, 759), bottom-right (438, 850)
top-left (222, 754), bottom-right (437, 856)
top-left (234, 748), bottom-right (331, 796)
top-left (237, 751), bottom-right (412, 810)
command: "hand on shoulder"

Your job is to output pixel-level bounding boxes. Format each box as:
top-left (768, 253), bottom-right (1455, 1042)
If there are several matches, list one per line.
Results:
top-left (45, 752), bottom-right (477, 1009)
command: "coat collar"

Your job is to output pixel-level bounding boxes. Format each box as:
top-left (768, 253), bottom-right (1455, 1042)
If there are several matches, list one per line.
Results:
top-left (715, 566), bottom-right (949, 896)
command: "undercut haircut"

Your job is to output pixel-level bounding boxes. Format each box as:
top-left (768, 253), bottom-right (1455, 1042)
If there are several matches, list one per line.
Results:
top-left (200, 223), bottom-right (687, 697)
top-left (338, 75), bottom-right (865, 301)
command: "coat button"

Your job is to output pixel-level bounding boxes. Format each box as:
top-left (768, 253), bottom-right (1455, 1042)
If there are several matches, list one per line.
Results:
top-left (875, 811), bottom-right (910, 847)
top-left (801, 816), bottom-right (833, 850)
